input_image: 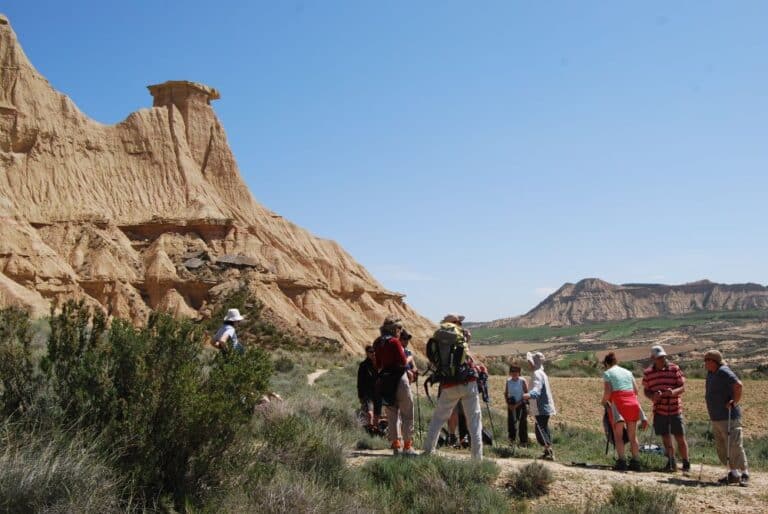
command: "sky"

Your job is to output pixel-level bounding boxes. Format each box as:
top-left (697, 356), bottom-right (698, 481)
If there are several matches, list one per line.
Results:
top-left (3, 1), bottom-right (767, 322)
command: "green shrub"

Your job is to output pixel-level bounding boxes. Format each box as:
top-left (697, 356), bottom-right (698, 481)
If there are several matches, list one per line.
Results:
top-left (0, 425), bottom-right (123, 513)
top-left (0, 308), bottom-right (40, 417)
top-left (363, 456), bottom-right (510, 514)
top-left (506, 462), bottom-right (553, 498)
top-left (273, 354), bottom-right (295, 372)
top-left (20, 301), bottom-right (273, 507)
top-left (592, 484), bottom-right (678, 514)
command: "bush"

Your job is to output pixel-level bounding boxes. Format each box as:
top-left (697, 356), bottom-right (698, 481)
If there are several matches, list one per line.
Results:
top-left (506, 462), bottom-right (553, 498)
top-left (363, 456), bottom-right (510, 514)
top-left (0, 308), bottom-right (40, 417)
top-left (591, 484), bottom-right (678, 514)
top-left (6, 302), bottom-right (273, 508)
top-left (0, 425), bottom-right (123, 513)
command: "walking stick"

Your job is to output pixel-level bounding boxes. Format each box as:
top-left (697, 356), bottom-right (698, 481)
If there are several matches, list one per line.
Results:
top-left (726, 406), bottom-right (732, 471)
top-left (414, 375), bottom-right (423, 446)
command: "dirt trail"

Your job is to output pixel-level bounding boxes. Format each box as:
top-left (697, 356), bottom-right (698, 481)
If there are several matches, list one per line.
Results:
top-left (307, 369), bottom-right (329, 385)
top-left (347, 449), bottom-right (767, 513)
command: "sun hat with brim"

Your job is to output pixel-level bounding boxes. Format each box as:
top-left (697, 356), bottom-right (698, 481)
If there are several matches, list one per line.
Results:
top-left (704, 350), bottom-right (725, 365)
top-left (224, 308), bottom-right (245, 322)
top-left (650, 345), bottom-right (667, 358)
top-left (441, 313), bottom-right (466, 324)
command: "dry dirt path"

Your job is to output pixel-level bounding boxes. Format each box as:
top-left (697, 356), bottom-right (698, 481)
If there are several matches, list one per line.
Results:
top-left (347, 449), bottom-right (767, 513)
top-left (307, 368), bottom-right (329, 385)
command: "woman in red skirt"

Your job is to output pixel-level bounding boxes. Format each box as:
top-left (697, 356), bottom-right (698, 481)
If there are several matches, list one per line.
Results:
top-left (602, 352), bottom-right (643, 470)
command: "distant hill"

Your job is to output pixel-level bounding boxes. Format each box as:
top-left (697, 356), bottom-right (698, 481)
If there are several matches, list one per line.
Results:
top-left (487, 278), bottom-right (768, 328)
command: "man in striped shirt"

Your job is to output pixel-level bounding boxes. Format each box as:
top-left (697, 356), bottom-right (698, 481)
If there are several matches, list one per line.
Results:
top-left (642, 345), bottom-right (691, 472)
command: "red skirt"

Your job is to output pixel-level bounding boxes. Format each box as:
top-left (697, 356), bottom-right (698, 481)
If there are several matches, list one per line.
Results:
top-left (610, 390), bottom-right (640, 423)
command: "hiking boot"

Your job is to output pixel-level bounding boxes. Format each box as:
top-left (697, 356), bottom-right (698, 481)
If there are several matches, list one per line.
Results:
top-left (391, 440), bottom-right (402, 456)
top-left (739, 473), bottom-right (749, 487)
top-left (663, 458), bottom-right (677, 472)
top-left (542, 448), bottom-right (555, 461)
top-left (717, 472), bottom-right (740, 485)
top-left (447, 434), bottom-right (458, 448)
top-left (681, 460), bottom-right (691, 473)
top-left (628, 458), bottom-right (642, 472)
top-left (613, 458), bottom-right (628, 471)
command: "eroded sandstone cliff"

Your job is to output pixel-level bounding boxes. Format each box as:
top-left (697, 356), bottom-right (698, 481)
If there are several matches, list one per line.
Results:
top-left (489, 278), bottom-right (768, 328)
top-left (0, 14), bottom-right (434, 352)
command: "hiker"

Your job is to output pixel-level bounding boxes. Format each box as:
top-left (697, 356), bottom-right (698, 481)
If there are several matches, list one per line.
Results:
top-left (423, 314), bottom-right (485, 460)
top-left (373, 316), bottom-right (416, 455)
top-left (602, 352), bottom-right (642, 471)
top-left (401, 330), bottom-right (419, 384)
top-left (703, 350), bottom-right (750, 486)
top-left (213, 308), bottom-right (245, 353)
top-left (357, 345), bottom-right (381, 431)
top-left (505, 364), bottom-right (529, 447)
top-left (642, 345), bottom-right (690, 472)
top-left (522, 352), bottom-right (556, 460)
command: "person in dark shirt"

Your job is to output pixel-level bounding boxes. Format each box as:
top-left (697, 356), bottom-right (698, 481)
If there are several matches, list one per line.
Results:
top-left (704, 349), bottom-right (750, 486)
top-left (357, 345), bottom-right (381, 430)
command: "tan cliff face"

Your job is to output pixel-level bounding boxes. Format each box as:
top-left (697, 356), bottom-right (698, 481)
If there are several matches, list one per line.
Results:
top-left (488, 278), bottom-right (768, 328)
top-left (0, 15), bottom-right (434, 352)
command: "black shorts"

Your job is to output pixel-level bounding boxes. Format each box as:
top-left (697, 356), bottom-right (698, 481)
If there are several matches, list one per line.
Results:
top-left (653, 413), bottom-right (685, 436)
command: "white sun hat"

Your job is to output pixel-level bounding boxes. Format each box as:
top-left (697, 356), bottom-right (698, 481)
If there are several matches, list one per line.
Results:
top-left (224, 308), bottom-right (245, 322)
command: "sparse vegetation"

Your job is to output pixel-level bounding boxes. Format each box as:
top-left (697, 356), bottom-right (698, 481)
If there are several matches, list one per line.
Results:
top-left (590, 483), bottom-right (678, 514)
top-left (505, 462), bottom-right (554, 498)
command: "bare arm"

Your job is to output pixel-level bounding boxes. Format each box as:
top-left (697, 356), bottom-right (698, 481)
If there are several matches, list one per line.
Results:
top-left (730, 380), bottom-right (743, 407)
top-left (602, 381), bottom-right (612, 404)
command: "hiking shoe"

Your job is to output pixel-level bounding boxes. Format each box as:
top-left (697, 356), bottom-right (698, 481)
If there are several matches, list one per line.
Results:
top-left (402, 446), bottom-right (418, 457)
top-left (681, 460), bottom-right (691, 473)
top-left (542, 448), bottom-right (555, 461)
top-left (663, 459), bottom-right (677, 472)
top-left (391, 440), bottom-right (402, 456)
top-left (717, 472), bottom-right (740, 485)
top-left (628, 458), bottom-right (642, 472)
top-left (613, 458), bottom-right (628, 471)
top-left (740, 473), bottom-right (749, 487)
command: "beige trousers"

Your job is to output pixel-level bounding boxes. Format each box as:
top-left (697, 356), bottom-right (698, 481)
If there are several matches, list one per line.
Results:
top-left (711, 418), bottom-right (748, 472)
top-left (385, 373), bottom-right (414, 444)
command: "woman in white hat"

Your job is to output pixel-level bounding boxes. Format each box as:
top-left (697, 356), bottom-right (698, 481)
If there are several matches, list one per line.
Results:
top-left (214, 308), bottom-right (245, 354)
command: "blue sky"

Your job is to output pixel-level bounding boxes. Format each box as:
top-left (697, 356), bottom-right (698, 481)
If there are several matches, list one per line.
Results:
top-left (4, 1), bottom-right (767, 322)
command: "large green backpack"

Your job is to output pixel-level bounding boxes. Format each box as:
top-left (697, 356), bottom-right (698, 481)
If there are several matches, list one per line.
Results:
top-left (426, 323), bottom-right (474, 383)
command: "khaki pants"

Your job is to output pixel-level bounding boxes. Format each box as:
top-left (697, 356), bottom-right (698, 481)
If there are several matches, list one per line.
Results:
top-left (423, 381), bottom-right (483, 460)
top-left (385, 373), bottom-right (414, 444)
top-left (711, 418), bottom-right (748, 471)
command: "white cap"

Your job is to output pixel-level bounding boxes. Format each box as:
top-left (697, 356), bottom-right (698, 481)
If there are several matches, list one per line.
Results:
top-left (224, 308), bottom-right (244, 322)
top-left (650, 345), bottom-right (667, 358)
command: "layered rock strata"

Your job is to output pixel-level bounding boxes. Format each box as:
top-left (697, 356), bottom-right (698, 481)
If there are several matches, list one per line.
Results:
top-left (490, 278), bottom-right (768, 328)
top-left (0, 15), bottom-right (433, 352)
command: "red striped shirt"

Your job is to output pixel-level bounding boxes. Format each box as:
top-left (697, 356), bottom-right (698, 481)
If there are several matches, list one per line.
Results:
top-left (642, 362), bottom-right (685, 415)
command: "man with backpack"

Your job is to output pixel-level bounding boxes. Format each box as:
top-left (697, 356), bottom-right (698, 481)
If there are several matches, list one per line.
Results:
top-left (374, 316), bottom-right (416, 456)
top-left (422, 314), bottom-right (485, 460)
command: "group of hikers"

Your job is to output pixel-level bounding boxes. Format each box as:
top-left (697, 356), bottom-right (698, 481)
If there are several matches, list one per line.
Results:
top-left (356, 314), bottom-right (751, 487)
top-left (208, 308), bottom-right (751, 486)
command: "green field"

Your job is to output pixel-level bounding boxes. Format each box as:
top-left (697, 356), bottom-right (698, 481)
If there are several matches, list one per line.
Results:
top-left (471, 309), bottom-right (768, 343)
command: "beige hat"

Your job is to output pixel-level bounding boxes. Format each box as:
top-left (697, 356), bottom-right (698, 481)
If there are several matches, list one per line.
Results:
top-left (224, 308), bottom-right (244, 322)
top-left (704, 349), bottom-right (725, 365)
top-left (441, 313), bottom-right (466, 324)
top-left (650, 345), bottom-right (667, 359)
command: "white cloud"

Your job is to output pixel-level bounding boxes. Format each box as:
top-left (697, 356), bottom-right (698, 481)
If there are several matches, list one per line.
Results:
top-left (534, 286), bottom-right (556, 298)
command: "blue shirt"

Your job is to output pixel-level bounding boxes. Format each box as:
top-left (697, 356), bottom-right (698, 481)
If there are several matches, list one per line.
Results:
top-left (705, 365), bottom-right (741, 421)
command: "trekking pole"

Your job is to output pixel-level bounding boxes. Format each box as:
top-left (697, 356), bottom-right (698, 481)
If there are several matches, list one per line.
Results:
top-left (726, 405), bottom-right (732, 472)
top-left (414, 375), bottom-right (423, 446)
top-left (698, 420), bottom-right (709, 483)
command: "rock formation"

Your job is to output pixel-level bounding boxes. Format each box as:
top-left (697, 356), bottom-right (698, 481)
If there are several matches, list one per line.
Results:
top-left (488, 278), bottom-right (768, 328)
top-left (0, 14), bottom-right (434, 352)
